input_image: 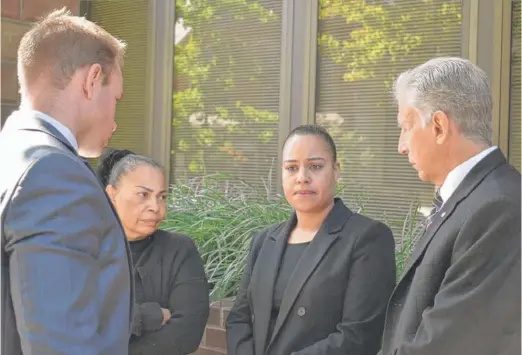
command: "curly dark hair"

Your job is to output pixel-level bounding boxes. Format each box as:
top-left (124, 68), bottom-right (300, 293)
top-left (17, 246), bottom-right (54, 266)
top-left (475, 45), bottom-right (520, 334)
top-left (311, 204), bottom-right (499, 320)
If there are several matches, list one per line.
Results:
top-left (96, 148), bottom-right (163, 187)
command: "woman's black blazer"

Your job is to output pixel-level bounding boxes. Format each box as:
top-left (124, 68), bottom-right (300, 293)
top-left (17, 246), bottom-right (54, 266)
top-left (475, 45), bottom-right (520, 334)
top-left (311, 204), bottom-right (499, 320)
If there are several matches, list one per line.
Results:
top-left (226, 198), bottom-right (396, 355)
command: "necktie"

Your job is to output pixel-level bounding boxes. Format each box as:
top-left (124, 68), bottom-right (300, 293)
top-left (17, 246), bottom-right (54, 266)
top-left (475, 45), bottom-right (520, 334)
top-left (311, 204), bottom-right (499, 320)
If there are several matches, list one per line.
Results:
top-left (425, 189), bottom-right (443, 228)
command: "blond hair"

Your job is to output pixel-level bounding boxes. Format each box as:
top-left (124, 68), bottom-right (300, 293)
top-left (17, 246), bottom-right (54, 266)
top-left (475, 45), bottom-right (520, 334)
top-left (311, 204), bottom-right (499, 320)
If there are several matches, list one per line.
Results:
top-left (17, 7), bottom-right (126, 91)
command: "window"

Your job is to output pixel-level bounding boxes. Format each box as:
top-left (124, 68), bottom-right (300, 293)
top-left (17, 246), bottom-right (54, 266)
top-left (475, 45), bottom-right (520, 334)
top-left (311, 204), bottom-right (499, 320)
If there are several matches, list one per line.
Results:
top-left (315, 0), bottom-right (462, 227)
top-left (509, 0), bottom-right (521, 172)
top-left (1, 106), bottom-right (15, 128)
top-left (171, 0), bottom-right (282, 193)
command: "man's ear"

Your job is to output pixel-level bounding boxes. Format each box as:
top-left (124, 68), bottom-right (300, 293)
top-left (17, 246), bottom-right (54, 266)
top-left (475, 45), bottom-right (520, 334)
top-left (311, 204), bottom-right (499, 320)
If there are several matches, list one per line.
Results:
top-left (83, 63), bottom-right (103, 100)
top-left (105, 184), bottom-right (117, 203)
top-left (431, 110), bottom-right (450, 144)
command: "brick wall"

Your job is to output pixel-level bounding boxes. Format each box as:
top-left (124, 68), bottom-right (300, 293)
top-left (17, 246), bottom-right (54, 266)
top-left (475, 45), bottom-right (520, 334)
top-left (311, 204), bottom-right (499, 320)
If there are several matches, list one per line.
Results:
top-left (1, 0), bottom-right (80, 126)
top-left (191, 299), bottom-right (234, 355)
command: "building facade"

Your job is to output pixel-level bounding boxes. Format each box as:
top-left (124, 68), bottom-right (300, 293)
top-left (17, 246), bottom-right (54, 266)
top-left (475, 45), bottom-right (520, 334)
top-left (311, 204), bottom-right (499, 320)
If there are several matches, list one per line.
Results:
top-left (1, 1), bottom-right (520, 353)
top-left (1, 0), bottom-right (520, 225)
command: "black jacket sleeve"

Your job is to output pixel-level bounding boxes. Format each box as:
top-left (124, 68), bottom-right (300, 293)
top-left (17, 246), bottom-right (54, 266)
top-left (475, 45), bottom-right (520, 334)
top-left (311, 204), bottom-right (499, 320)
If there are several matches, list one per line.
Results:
top-left (225, 232), bottom-right (264, 355)
top-left (129, 237), bottom-right (210, 355)
top-left (131, 302), bottom-right (164, 336)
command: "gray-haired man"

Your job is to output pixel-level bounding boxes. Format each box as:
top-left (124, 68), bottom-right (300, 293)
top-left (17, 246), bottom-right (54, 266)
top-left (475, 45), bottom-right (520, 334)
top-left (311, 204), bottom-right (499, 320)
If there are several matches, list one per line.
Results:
top-left (379, 57), bottom-right (520, 355)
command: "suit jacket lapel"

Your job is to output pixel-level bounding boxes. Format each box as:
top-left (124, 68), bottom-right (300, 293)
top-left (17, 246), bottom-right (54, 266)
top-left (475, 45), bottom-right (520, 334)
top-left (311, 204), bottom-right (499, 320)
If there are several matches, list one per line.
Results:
top-left (269, 229), bottom-right (338, 344)
top-left (14, 112), bottom-right (78, 156)
top-left (398, 149), bottom-right (507, 282)
top-left (268, 199), bottom-right (350, 346)
top-left (18, 113), bottom-right (121, 225)
top-left (254, 217), bottom-right (294, 355)
top-left (15, 113), bottom-right (117, 212)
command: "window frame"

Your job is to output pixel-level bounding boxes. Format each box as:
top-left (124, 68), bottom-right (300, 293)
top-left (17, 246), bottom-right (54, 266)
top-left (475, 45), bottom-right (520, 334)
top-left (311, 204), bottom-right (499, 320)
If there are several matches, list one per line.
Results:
top-left (161, 0), bottom-right (517, 184)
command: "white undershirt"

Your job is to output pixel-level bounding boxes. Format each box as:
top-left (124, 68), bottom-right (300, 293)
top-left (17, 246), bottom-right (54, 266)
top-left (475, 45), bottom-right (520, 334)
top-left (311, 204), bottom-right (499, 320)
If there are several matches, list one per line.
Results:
top-left (439, 146), bottom-right (498, 204)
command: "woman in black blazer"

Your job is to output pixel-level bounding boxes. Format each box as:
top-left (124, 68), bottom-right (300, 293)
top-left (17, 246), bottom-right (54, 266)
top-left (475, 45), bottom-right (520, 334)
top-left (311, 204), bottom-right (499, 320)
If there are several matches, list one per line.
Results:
top-left (96, 149), bottom-right (209, 355)
top-left (226, 125), bottom-right (396, 355)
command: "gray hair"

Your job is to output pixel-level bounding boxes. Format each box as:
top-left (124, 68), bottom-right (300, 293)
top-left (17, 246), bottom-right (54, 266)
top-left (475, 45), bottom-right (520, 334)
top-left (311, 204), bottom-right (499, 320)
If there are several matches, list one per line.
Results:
top-left (109, 154), bottom-right (164, 186)
top-left (96, 148), bottom-right (164, 187)
top-left (393, 57), bottom-right (493, 146)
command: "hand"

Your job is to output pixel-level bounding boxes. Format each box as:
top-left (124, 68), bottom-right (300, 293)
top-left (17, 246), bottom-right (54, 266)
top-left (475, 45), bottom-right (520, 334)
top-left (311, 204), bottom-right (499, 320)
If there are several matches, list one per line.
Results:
top-left (161, 308), bottom-right (171, 325)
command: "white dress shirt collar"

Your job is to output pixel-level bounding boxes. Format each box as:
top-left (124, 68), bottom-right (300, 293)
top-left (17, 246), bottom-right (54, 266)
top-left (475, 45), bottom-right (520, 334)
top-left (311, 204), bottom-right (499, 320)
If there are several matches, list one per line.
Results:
top-left (439, 146), bottom-right (498, 204)
top-left (28, 109), bottom-right (79, 152)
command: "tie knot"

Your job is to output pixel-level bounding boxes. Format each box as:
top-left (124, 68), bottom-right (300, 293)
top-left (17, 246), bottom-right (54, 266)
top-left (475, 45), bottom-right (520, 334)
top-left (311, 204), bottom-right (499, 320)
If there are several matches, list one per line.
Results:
top-left (433, 189), bottom-right (443, 212)
top-left (424, 189), bottom-right (443, 229)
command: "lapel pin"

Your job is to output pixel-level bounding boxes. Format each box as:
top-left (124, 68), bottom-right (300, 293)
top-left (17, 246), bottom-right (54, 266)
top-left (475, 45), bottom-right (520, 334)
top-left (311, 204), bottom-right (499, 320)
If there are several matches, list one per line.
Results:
top-left (441, 212), bottom-right (446, 218)
top-left (297, 306), bottom-right (306, 317)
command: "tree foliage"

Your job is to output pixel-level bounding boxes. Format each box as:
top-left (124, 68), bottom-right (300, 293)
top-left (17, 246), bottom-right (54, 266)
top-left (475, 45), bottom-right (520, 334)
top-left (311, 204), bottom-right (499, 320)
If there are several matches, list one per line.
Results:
top-left (172, 0), bottom-right (461, 192)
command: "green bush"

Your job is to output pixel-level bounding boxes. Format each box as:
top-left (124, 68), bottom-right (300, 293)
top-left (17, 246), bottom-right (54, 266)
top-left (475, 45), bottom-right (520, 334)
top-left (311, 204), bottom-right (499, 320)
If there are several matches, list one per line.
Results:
top-left (162, 174), bottom-right (425, 301)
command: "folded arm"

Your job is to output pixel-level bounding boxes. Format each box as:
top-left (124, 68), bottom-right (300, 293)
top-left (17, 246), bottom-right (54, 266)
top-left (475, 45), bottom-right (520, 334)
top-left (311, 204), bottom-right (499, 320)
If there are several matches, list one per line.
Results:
top-left (132, 302), bottom-right (165, 336)
top-left (129, 239), bottom-right (210, 355)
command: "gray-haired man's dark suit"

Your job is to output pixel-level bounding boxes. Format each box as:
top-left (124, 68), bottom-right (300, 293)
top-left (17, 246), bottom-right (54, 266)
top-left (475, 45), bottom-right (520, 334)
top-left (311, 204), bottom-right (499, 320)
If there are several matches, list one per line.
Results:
top-left (0, 110), bottom-right (134, 355)
top-left (380, 148), bottom-right (521, 355)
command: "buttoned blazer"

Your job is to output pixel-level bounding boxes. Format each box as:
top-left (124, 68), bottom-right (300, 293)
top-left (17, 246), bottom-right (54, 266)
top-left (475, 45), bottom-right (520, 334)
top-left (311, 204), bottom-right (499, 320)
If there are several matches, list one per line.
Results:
top-left (226, 198), bottom-right (396, 355)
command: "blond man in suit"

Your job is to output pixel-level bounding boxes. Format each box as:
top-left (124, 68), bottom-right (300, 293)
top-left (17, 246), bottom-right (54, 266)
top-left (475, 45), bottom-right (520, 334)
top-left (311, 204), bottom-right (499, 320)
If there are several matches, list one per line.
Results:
top-left (0, 8), bottom-right (133, 355)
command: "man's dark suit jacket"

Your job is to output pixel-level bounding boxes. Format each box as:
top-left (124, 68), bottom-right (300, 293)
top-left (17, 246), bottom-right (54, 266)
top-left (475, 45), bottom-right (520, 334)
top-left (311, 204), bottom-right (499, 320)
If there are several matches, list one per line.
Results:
top-left (0, 111), bottom-right (134, 355)
top-left (380, 148), bottom-right (521, 355)
top-left (226, 198), bottom-right (397, 355)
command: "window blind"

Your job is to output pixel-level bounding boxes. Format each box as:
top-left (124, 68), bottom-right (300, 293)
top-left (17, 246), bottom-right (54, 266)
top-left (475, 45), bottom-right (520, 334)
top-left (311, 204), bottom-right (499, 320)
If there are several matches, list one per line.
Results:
top-left (315, 0), bottom-right (462, 230)
top-left (171, 0), bottom-right (282, 194)
top-left (509, 0), bottom-right (521, 172)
